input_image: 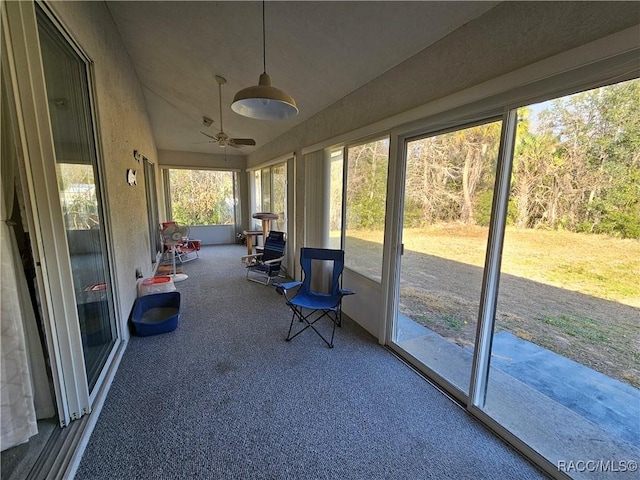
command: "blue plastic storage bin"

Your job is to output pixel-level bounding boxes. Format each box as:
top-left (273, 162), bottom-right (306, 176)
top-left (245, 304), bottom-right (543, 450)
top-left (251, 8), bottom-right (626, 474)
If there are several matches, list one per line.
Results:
top-left (132, 291), bottom-right (181, 336)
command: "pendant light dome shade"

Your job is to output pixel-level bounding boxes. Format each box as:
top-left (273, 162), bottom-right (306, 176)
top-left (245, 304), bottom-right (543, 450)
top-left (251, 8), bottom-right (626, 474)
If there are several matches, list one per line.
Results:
top-left (232, 1), bottom-right (298, 121)
top-left (232, 72), bottom-right (298, 120)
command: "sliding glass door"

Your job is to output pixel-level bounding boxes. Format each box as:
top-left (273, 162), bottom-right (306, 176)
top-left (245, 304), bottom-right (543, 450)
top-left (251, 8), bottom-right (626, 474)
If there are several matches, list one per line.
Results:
top-left (390, 78), bottom-right (640, 475)
top-left (480, 84), bottom-right (640, 473)
top-left (4, 0), bottom-right (123, 427)
top-left (37, 7), bottom-right (117, 392)
top-left (393, 120), bottom-right (502, 395)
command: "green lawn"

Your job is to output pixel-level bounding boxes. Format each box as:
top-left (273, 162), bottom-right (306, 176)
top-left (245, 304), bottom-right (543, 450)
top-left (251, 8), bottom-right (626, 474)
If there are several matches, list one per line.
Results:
top-left (353, 225), bottom-right (640, 307)
top-left (345, 225), bottom-right (640, 387)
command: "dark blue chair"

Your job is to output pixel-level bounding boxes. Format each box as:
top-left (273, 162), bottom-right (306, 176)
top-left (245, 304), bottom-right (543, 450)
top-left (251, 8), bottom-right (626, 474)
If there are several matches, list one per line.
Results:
top-left (243, 231), bottom-right (286, 285)
top-left (275, 248), bottom-right (355, 348)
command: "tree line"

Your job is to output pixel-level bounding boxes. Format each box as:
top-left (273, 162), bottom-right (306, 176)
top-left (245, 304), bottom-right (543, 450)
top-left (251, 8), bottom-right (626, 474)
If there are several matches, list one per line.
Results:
top-left (169, 169), bottom-right (235, 226)
top-left (343, 79), bottom-right (639, 239)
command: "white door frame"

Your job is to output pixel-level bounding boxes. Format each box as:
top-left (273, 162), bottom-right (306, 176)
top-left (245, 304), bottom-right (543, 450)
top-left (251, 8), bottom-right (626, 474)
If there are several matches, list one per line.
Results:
top-left (2, 0), bottom-right (123, 426)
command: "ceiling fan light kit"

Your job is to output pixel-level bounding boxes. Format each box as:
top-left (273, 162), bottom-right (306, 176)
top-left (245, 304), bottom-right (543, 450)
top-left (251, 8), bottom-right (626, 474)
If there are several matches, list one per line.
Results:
top-left (232, 1), bottom-right (298, 121)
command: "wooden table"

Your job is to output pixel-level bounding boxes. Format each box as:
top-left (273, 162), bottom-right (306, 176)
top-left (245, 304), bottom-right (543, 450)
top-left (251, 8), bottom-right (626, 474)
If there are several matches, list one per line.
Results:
top-left (243, 230), bottom-right (263, 256)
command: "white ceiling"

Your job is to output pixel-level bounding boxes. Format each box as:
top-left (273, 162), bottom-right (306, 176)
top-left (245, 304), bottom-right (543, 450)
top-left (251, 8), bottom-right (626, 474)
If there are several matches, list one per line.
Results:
top-left (106, 1), bottom-right (498, 155)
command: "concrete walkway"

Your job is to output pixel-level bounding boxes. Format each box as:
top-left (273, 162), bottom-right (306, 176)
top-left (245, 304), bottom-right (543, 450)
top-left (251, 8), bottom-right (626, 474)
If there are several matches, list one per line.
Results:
top-left (395, 315), bottom-right (640, 479)
top-left (490, 330), bottom-right (639, 446)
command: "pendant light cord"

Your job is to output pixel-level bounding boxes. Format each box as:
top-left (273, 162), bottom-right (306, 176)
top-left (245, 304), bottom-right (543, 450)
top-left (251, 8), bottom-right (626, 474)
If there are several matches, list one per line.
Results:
top-left (262, 0), bottom-right (266, 74)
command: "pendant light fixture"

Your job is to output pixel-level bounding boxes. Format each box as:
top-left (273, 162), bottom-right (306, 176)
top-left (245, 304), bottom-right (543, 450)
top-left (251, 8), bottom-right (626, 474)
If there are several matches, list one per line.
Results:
top-left (232, 1), bottom-right (298, 120)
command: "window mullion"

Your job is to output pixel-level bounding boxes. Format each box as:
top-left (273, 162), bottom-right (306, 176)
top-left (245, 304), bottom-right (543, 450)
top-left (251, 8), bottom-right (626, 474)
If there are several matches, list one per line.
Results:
top-left (469, 108), bottom-right (518, 408)
top-left (340, 147), bottom-right (347, 251)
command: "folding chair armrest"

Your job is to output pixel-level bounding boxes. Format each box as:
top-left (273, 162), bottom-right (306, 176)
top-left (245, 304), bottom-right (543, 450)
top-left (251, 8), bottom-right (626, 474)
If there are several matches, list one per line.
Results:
top-left (274, 280), bottom-right (302, 298)
top-left (274, 281), bottom-right (301, 290)
top-left (242, 253), bottom-right (263, 264)
top-left (263, 255), bottom-right (285, 265)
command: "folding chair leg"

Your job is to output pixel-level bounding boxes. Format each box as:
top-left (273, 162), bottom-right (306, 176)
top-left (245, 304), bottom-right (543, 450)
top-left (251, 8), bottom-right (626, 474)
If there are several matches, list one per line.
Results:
top-left (285, 306), bottom-right (338, 348)
top-left (286, 310), bottom-right (299, 341)
top-left (247, 268), bottom-right (272, 285)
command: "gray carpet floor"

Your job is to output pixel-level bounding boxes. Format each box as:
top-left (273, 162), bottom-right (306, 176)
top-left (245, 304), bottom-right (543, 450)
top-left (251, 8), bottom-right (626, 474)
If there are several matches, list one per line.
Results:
top-left (75, 245), bottom-right (546, 479)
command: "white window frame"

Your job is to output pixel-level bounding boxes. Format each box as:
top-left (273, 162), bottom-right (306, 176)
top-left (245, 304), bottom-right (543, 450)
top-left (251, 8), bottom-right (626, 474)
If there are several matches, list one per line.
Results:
top-left (163, 167), bottom-right (239, 227)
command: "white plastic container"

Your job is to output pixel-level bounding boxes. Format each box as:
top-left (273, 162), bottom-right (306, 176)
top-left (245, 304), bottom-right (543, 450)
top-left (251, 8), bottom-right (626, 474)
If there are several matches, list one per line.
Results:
top-left (137, 276), bottom-right (176, 297)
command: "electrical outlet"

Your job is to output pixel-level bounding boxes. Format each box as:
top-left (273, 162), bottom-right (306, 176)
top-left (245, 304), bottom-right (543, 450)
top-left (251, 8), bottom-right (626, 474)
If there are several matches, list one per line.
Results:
top-left (133, 150), bottom-right (142, 163)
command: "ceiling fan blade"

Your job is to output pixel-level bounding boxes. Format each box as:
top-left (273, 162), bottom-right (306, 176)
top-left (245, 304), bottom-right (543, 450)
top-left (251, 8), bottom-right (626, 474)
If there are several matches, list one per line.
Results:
top-left (206, 76), bottom-right (255, 150)
top-left (230, 138), bottom-right (256, 146)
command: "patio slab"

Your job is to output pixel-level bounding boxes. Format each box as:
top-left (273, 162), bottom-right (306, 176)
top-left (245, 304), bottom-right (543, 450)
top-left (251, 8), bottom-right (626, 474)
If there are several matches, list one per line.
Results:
top-left (396, 316), bottom-right (640, 446)
top-left (490, 331), bottom-right (640, 446)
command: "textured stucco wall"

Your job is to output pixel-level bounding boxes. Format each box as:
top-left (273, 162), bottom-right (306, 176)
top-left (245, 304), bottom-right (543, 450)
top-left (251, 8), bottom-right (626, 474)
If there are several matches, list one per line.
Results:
top-left (48, 1), bottom-right (158, 331)
top-left (247, 1), bottom-right (640, 167)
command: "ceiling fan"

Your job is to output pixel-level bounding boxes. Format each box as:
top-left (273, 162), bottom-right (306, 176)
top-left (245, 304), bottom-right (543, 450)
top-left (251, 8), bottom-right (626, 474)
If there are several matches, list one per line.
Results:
top-left (201, 75), bottom-right (256, 148)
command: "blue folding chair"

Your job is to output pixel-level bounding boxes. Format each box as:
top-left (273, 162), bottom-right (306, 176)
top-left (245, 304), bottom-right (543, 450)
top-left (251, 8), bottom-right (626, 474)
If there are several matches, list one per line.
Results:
top-left (243, 231), bottom-right (286, 285)
top-left (275, 248), bottom-right (355, 348)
